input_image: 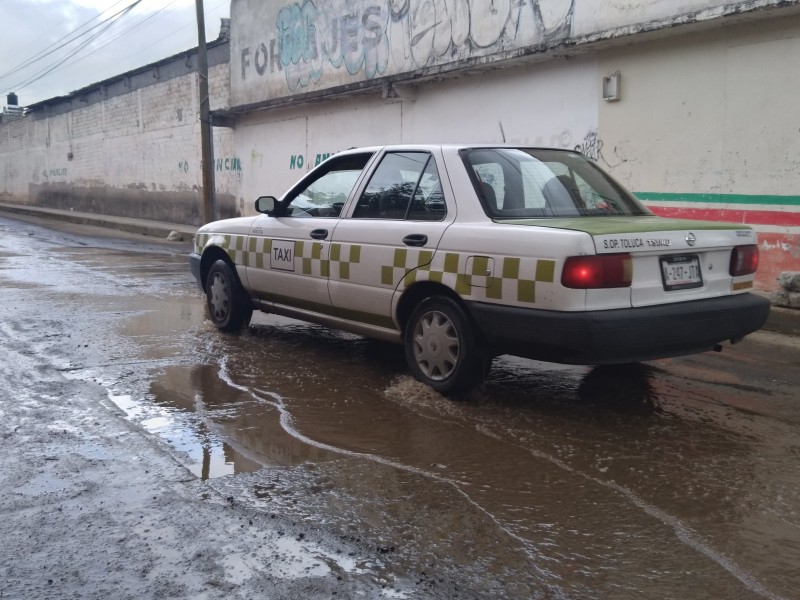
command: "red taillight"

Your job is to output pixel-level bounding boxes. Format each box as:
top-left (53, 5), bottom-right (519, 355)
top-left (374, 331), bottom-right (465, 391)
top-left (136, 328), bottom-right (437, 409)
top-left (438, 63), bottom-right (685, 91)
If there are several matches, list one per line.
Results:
top-left (729, 245), bottom-right (759, 276)
top-left (561, 254), bottom-right (632, 289)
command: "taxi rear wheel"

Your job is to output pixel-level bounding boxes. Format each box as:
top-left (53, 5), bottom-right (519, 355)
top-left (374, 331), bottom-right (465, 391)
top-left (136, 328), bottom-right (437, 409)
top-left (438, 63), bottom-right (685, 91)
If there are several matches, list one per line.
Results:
top-left (404, 297), bottom-right (485, 395)
top-left (205, 260), bottom-right (251, 332)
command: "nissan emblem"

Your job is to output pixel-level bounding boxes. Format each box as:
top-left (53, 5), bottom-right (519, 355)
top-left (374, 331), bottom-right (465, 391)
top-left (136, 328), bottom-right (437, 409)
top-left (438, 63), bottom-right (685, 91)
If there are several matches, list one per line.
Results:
top-left (685, 232), bottom-right (697, 247)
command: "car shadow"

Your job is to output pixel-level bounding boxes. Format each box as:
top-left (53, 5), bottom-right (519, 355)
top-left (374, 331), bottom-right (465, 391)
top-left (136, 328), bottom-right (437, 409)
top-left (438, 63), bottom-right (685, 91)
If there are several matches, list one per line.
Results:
top-left (576, 363), bottom-right (660, 414)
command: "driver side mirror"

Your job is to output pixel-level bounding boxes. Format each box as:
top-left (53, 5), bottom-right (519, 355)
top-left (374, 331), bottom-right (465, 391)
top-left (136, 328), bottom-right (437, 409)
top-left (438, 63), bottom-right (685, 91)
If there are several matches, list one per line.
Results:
top-left (255, 195), bottom-right (278, 215)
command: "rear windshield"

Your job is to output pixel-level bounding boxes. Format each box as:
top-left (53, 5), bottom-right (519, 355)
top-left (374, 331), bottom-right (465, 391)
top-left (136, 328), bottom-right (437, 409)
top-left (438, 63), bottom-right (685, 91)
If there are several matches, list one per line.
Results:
top-left (460, 148), bottom-right (652, 218)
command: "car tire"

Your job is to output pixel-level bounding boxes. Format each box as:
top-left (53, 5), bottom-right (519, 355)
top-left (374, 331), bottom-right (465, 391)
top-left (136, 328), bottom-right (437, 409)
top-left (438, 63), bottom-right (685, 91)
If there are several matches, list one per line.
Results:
top-left (205, 260), bottom-right (251, 332)
top-left (404, 297), bottom-right (485, 395)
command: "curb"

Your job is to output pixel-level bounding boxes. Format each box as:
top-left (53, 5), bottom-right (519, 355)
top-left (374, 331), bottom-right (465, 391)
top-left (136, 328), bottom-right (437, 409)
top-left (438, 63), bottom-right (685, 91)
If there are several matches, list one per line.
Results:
top-left (0, 202), bottom-right (198, 240)
top-left (761, 301), bottom-right (800, 337)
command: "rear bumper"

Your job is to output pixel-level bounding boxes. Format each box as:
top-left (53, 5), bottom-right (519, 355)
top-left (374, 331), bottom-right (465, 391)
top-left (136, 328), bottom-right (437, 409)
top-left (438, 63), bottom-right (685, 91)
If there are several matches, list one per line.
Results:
top-left (467, 293), bottom-right (771, 365)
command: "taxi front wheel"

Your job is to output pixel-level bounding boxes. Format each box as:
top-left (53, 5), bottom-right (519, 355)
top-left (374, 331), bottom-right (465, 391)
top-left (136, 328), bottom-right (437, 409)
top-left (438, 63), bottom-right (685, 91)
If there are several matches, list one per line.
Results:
top-left (205, 260), bottom-right (251, 332)
top-left (404, 297), bottom-right (485, 395)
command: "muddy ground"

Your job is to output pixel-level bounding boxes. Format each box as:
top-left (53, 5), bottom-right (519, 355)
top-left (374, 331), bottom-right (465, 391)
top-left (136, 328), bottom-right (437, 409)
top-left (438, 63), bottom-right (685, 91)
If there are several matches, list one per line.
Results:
top-left (1, 215), bottom-right (799, 600)
top-left (0, 220), bottom-right (422, 599)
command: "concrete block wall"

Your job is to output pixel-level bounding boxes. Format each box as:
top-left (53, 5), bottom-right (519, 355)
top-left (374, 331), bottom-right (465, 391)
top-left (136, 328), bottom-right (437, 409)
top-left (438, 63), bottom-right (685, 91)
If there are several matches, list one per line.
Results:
top-left (209, 61), bottom-right (230, 112)
top-left (0, 119), bottom-right (27, 197)
top-left (209, 60), bottom-right (241, 216)
top-left (0, 40), bottom-right (237, 226)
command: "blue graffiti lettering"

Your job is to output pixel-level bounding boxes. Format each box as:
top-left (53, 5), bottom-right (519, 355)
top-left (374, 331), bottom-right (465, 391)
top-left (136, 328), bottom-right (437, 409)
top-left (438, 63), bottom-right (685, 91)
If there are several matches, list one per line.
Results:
top-left (275, 0), bottom-right (388, 92)
top-left (241, 0), bottom-right (574, 94)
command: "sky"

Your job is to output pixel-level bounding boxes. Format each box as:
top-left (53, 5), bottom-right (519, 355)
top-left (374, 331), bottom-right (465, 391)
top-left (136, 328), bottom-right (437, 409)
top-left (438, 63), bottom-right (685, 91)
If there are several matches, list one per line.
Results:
top-left (0, 0), bottom-right (230, 108)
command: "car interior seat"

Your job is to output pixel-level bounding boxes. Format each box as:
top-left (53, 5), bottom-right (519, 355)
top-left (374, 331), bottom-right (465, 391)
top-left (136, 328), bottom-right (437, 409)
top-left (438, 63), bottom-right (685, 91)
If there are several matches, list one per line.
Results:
top-left (542, 175), bottom-right (581, 215)
top-left (480, 182), bottom-right (497, 211)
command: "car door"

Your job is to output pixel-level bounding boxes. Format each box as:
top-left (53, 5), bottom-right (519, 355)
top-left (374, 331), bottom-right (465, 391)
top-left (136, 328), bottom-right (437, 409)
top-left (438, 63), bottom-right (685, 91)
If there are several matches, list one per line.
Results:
top-left (244, 152), bottom-right (374, 315)
top-left (328, 149), bottom-right (454, 329)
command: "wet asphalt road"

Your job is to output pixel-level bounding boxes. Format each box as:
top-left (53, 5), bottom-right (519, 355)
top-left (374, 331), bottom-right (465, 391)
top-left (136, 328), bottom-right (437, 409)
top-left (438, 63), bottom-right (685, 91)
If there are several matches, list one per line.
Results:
top-left (1, 214), bottom-right (799, 599)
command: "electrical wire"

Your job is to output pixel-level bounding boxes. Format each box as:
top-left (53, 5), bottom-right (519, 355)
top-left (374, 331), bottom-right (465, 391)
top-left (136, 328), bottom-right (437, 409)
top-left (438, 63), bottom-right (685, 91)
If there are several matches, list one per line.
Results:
top-left (62, 0), bottom-right (182, 68)
top-left (2, 3), bottom-right (143, 94)
top-left (0, 0), bottom-right (133, 82)
top-left (114, 0), bottom-right (230, 65)
top-left (64, 0), bottom-right (231, 83)
top-left (1, 0), bottom-right (229, 101)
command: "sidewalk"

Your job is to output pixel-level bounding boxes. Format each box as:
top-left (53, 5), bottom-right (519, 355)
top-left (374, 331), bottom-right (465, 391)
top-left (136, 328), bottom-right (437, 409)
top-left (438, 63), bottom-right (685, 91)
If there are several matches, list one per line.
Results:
top-left (0, 202), bottom-right (197, 240)
top-left (1, 201), bottom-right (797, 337)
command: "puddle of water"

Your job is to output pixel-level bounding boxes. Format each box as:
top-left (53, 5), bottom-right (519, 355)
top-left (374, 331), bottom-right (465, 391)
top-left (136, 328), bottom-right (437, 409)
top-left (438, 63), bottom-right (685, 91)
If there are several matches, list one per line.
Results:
top-left (102, 304), bottom-right (800, 599)
top-left (108, 390), bottom-right (263, 480)
top-left (139, 342), bottom-right (748, 596)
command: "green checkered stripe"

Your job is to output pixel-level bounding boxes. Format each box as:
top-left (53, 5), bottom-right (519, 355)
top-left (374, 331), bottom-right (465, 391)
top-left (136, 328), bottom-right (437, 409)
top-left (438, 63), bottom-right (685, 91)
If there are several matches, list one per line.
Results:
top-left (294, 240), bottom-right (328, 277)
top-left (194, 232), bottom-right (248, 263)
top-left (381, 248), bottom-right (434, 286)
top-left (329, 243), bottom-right (362, 280)
top-left (224, 234), bottom-right (249, 266)
top-left (196, 233), bottom-right (556, 304)
top-left (195, 233), bottom-right (251, 264)
top-left (197, 234), bottom-right (328, 276)
top-left (389, 250), bottom-right (556, 304)
top-left (194, 232), bottom-right (210, 255)
top-left (244, 236), bottom-right (272, 268)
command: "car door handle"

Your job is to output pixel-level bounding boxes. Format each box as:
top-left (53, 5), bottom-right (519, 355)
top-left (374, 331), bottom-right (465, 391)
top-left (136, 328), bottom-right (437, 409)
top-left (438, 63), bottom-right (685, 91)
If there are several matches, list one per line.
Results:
top-left (403, 234), bottom-right (428, 247)
top-left (310, 229), bottom-right (329, 240)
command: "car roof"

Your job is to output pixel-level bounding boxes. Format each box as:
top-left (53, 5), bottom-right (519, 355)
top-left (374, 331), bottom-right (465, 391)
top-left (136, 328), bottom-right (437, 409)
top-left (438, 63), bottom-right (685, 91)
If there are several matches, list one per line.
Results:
top-left (335, 144), bottom-right (579, 154)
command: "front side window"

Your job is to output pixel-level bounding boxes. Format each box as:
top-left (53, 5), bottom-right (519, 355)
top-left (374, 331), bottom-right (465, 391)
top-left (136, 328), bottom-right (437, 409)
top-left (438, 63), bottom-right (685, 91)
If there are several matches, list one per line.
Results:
top-left (461, 148), bottom-right (652, 219)
top-left (282, 153), bottom-right (372, 218)
top-left (352, 152), bottom-right (446, 221)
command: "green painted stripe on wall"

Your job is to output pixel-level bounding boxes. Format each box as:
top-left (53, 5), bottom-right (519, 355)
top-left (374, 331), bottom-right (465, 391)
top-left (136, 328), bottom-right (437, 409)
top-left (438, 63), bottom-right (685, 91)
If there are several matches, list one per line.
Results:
top-left (634, 192), bottom-right (800, 207)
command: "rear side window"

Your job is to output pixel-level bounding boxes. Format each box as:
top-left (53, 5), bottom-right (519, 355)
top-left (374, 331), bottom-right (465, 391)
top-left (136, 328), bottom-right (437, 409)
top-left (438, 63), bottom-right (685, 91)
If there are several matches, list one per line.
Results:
top-left (461, 148), bottom-right (651, 219)
top-left (353, 152), bottom-right (446, 221)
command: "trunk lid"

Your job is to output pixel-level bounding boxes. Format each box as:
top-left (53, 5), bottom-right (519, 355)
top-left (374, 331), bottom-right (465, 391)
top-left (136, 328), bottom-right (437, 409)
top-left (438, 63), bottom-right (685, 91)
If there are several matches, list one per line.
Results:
top-left (497, 216), bottom-right (758, 307)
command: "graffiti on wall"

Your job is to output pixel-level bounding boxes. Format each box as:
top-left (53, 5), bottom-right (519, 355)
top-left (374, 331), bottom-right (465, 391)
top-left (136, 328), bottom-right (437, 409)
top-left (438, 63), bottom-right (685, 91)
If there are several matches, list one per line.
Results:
top-left (239, 0), bottom-right (575, 95)
top-left (216, 157), bottom-right (243, 172)
top-left (289, 152), bottom-right (335, 170)
top-left (177, 158), bottom-right (243, 172)
top-left (574, 130), bottom-right (601, 161)
top-left (42, 168), bottom-right (68, 180)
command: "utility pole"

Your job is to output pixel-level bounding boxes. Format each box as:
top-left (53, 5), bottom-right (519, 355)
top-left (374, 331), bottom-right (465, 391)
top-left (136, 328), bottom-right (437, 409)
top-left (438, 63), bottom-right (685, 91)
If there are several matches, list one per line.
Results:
top-left (195, 0), bottom-right (216, 223)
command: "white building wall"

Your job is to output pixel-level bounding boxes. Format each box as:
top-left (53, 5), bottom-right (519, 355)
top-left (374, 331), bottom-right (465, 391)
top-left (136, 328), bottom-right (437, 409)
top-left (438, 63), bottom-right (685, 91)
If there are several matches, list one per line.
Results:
top-left (598, 15), bottom-right (800, 196)
top-left (235, 100), bottom-right (404, 206)
top-left (572, 0), bottom-right (780, 35)
top-left (231, 56), bottom-right (598, 208)
top-left (229, 0), bottom-right (799, 107)
top-left (597, 14), bottom-right (800, 287)
top-left (404, 57), bottom-right (598, 148)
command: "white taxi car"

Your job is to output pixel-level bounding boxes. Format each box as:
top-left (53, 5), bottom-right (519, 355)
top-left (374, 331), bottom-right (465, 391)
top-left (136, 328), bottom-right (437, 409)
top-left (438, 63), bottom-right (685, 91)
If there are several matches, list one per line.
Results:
top-left (189, 145), bottom-right (770, 394)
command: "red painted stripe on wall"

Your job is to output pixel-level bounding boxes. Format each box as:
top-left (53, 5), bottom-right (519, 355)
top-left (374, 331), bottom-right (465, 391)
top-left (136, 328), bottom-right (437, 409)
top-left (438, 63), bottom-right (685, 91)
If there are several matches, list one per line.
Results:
top-left (646, 205), bottom-right (800, 227)
top-left (752, 231), bottom-right (800, 290)
top-left (643, 205), bottom-right (799, 290)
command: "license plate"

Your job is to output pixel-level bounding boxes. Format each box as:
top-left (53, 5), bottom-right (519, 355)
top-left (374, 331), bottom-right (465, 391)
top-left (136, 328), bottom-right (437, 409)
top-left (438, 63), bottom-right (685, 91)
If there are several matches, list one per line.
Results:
top-left (660, 255), bottom-right (703, 291)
